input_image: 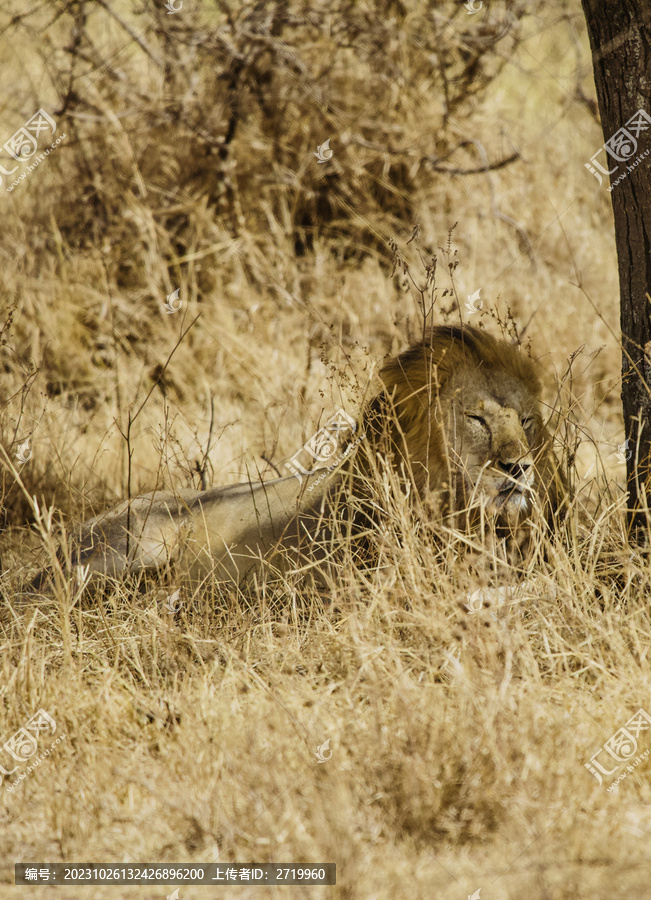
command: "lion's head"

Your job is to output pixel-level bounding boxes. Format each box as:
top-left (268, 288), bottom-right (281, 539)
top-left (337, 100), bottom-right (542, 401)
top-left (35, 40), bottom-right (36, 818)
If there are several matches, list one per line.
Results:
top-left (359, 325), bottom-right (566, 529)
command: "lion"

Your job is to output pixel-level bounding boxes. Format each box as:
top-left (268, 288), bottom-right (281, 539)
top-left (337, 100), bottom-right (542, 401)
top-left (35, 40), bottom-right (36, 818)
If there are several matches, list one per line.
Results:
top-left (30, 325), bottom-right (566, 594)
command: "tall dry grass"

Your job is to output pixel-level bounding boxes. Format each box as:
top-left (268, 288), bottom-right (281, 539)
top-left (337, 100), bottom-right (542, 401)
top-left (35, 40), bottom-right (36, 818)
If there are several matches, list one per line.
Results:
top-left (1, 0), bottom-right (648, 898)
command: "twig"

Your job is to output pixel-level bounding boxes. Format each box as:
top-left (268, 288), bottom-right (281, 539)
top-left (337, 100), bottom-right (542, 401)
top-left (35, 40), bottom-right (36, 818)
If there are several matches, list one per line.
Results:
top-left (195, 395), bottom-right (216, 491)
top-left (261, 454), bottom-right (283, 478)
top-left (426, 151), bottom-right (520, 175)
top-left (93, 0), bottom-right (165, 69)
top-left (115, 315), bottom-right (201, 560)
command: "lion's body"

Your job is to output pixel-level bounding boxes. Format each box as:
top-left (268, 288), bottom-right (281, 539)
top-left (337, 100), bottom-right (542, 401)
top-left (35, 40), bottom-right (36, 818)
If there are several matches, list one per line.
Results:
top-left (65, 473), bottom-right (333, 587)
top-left (33, 326), bottom-right (566, 593)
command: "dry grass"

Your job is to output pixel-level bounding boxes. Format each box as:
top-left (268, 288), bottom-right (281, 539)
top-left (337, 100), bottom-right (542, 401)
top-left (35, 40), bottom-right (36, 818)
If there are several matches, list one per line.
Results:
top-left (1, 0), bottom-right (650, 897)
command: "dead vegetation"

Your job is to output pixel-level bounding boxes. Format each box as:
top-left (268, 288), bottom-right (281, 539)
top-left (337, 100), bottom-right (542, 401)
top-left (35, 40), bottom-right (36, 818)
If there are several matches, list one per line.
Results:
top-left (0, 1), bottom-right (648, 898)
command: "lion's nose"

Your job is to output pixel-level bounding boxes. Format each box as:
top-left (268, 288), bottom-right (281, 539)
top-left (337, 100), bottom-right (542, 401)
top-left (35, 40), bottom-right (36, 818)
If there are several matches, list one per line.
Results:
top-left (498, 460), bottom-right (531, 479)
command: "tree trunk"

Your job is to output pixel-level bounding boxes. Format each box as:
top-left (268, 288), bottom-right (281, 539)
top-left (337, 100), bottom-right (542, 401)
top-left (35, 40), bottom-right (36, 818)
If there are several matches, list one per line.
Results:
top-left (581, 0), bottom-right (651, 534)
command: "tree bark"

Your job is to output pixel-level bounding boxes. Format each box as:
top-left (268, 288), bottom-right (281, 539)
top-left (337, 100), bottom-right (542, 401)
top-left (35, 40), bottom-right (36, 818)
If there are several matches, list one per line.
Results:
top-left (581, 0), bottom-right (651, 534)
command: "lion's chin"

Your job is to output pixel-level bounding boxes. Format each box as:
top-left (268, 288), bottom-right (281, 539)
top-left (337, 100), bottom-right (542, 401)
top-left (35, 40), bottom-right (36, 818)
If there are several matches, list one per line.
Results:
top-left (488, 488), bottom-right (530, 523)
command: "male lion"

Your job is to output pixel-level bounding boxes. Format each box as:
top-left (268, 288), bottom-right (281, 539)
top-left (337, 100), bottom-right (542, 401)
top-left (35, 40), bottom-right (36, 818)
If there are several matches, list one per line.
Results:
top-left (31, 326), bottom-right (566, 594)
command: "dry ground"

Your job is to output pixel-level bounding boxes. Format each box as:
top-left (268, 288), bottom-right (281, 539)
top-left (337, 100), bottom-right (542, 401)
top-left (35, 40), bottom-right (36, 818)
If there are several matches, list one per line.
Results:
top-left (1, 1), bottom-right (650, 898)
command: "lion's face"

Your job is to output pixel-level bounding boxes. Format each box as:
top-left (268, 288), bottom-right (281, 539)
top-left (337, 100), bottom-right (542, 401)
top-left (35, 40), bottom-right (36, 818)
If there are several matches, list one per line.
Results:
top-left (443, 370), bottom-right (544, 525)
top-left (362, 326), bottom-right (564, 530)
